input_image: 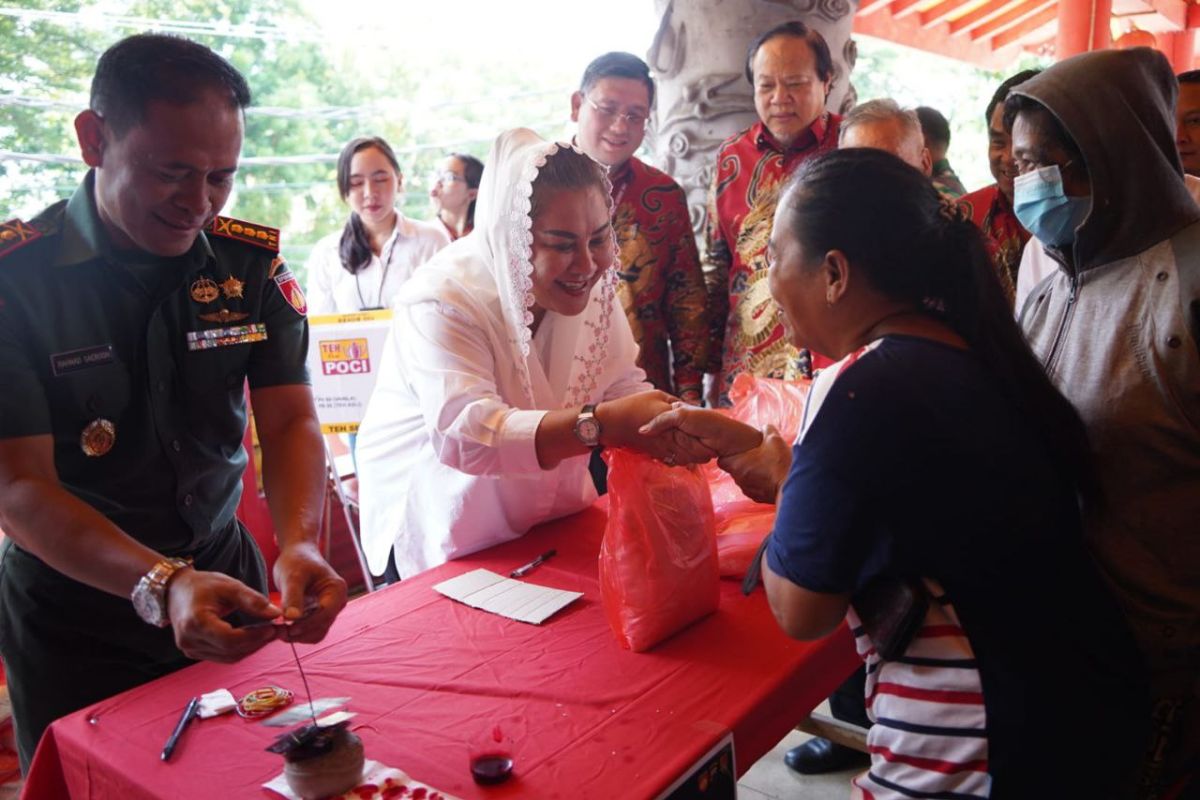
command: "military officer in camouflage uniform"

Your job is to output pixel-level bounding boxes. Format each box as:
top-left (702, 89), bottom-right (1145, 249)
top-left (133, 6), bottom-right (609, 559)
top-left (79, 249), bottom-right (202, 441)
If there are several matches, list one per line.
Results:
top-left (0, 33), bottom-right (347, 770)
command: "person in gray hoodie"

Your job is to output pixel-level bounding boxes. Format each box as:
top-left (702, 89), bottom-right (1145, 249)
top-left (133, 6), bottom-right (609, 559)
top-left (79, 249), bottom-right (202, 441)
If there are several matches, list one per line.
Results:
top-left (1006, 47), bottom-right (1199, 796)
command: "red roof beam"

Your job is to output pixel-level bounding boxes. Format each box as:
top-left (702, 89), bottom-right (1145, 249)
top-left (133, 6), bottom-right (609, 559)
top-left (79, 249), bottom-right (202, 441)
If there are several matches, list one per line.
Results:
top-left (919, 0), bottom-right (981, 28)
top-left (859, 0), bottom-right (896, 16)
top-left (949, 0), bottom-right (1026, 33)
top-left (992, 4), bottom-right (1059, 48)
top-left (889, 0), bottom-right (927, 18)
top-left (970, 0), bottom-right (1056, 40)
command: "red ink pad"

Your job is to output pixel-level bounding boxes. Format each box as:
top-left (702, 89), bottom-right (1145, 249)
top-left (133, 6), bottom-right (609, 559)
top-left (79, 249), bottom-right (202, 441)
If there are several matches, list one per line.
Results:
top-left (470, 753), bottom-right (514, 785)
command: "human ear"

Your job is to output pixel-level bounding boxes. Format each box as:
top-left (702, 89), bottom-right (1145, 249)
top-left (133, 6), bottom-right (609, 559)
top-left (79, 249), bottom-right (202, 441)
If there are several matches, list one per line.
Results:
top-left (570, 91), bottom-right (583, 124)
top-left (823, 250), bottom-right (850, 305)
top-left (74, 110), bottom-right (106, 168)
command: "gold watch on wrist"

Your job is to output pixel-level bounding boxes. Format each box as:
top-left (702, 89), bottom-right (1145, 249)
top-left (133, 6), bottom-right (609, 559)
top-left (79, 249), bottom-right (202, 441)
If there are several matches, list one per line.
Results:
top-left (130, 558), bottom-right (191, 628)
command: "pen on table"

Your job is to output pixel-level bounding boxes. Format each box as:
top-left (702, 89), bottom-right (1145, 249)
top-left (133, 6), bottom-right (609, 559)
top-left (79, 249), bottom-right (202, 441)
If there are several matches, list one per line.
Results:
top-left (161, 696), bottom-right (201, 762)
top-left (510, 549), bottom-right (557, 578)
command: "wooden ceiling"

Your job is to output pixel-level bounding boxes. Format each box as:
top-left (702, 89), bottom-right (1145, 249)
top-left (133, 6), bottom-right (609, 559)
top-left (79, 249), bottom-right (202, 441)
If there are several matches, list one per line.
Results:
top-left (854, 0), bottom-right (1195, 68)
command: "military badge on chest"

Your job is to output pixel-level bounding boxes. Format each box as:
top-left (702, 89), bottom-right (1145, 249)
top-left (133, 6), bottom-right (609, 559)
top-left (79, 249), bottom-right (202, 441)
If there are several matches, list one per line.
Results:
top-left (80, 417), bottom-right (116, 457)
top-left (191, 273), bottom-right (249, 324)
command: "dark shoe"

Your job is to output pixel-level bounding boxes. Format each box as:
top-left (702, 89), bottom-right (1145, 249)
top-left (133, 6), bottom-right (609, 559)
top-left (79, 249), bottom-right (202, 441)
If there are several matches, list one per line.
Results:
top-left (784, 737), bottom-right (869, 775)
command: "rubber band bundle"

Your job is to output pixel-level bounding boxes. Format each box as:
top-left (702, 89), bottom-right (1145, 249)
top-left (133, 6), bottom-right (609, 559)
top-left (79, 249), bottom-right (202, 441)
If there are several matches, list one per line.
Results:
top-left (237, 686), bottom-right (294, 719)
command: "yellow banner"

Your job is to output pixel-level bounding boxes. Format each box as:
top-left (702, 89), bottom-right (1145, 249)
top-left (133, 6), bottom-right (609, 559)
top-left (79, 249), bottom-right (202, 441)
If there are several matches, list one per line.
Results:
top-left (320, 422), bottom-right (360, 434)
top-left (308, 309), bottom-right (393, 326)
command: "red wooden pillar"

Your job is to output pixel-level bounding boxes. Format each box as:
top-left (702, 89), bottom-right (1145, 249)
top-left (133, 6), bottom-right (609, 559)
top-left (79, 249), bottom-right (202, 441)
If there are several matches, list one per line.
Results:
top-left (1055, 0), bottom-right (1112, 58)
top-left (1161, 30), bottom-right (1197, 73)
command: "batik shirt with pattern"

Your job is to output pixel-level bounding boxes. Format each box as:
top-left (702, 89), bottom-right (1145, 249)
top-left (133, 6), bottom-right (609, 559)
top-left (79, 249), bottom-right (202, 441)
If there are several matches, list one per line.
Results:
top-left (703, 115), bottom-right (840, 405)
top-left (959, 183), bottom-right (1030, 307)
top-left (610, 156), bottom-right (708, 402)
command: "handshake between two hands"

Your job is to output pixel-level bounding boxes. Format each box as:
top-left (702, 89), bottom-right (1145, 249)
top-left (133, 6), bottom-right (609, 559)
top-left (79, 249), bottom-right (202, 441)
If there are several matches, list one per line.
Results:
top-left (595, 390), bottom-right (791, 504)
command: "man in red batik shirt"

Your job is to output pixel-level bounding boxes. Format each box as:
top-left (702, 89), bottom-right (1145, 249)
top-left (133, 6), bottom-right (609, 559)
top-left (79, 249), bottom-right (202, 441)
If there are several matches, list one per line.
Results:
top-left (571, 52), bottom-right (708, 405)
top-left (959, 70), bottom-right (1039, 306)
top-left (704, 21), bottom-right (841, 406)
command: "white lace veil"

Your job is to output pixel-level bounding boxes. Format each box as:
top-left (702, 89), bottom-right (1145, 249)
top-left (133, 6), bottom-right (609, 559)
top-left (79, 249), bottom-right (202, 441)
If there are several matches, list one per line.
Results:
top-left (398, 127), bottom-right (620, 408)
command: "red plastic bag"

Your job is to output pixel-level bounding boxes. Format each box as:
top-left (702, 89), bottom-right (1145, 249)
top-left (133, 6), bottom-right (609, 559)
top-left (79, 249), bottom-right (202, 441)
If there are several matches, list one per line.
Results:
top-left (700, 374), bottom-right (810, 578)
top-left (599, 449), bottom-right (719, 652)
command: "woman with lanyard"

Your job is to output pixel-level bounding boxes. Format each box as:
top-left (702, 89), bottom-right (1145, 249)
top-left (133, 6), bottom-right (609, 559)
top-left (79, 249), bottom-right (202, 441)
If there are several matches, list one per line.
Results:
top-left (428, 152), bottom-right (483, 241)
top-left (306, 136), bottom-right (450, 314)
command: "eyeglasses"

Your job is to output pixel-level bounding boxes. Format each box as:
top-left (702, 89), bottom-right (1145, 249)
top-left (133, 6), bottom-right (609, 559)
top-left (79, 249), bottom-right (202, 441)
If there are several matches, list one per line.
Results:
top-left (430, 171), bottom-right (467, 186)
top-left (585, 97), bottom-right (649, 129)
top-left (1013, 156), bottom-right (1076, 176)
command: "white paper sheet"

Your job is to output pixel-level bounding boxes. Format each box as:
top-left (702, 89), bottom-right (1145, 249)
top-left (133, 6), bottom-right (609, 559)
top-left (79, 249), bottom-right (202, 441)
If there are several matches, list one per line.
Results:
top-left (433, 569), bottom-right (582, 624)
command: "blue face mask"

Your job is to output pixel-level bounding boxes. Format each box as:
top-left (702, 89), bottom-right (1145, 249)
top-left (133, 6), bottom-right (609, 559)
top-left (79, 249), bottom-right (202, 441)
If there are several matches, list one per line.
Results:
top-left (1012, 165), bottom-right (1091, 247)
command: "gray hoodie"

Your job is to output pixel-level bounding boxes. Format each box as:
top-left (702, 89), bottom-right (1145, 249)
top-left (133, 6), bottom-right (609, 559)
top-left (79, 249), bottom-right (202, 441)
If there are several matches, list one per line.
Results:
top-left (1016, 48), bottom-right (1199, 694)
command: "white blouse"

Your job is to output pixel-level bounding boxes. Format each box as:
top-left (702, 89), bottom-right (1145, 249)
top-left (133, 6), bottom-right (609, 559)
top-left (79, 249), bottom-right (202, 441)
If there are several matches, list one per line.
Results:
top-left (304, 212), bottom-right (450, 314)
top-left (355, 285), bottom-right (649, 579)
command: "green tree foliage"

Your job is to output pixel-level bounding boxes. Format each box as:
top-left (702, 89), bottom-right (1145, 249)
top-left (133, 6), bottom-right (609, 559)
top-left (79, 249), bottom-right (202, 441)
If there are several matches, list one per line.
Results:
top-left (1, 1), bottom-right (400, 280)
top-left (0, 3), bottom-right (109, 214)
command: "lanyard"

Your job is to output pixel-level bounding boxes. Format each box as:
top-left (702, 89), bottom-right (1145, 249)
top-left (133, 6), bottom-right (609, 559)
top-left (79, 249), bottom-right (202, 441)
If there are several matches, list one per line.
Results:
top-left (354, 227), bottom-right (399, 311)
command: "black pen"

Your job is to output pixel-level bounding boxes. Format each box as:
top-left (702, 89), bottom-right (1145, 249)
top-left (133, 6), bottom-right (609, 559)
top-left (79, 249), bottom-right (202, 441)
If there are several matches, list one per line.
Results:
top-left (161, 696), bottom-right (201, 761)
top-left (510, 549), bottom-right (557, 578)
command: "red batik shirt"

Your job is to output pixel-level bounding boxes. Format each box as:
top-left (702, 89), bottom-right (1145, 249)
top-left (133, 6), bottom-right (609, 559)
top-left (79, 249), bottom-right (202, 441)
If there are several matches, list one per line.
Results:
top-left (704, 115), bottom-right (840, 404)
top-left (610, 156), bottom-right (708, 402)
top-left (959, 183), bottom-right (1030, 306)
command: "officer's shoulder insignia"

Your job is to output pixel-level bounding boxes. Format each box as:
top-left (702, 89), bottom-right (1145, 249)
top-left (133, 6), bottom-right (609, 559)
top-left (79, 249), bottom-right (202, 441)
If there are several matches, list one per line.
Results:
top-left (0, 218), bottom-right (43, 261)
top-left (209, 216), bottom-right (280, 252)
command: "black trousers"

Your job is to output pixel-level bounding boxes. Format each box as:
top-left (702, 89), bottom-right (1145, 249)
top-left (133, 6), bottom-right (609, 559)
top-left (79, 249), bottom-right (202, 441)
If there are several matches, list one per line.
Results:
top-left (0, 521), bottom-right (266, 772)
top-left (829, 664), bottom-right (870, 729)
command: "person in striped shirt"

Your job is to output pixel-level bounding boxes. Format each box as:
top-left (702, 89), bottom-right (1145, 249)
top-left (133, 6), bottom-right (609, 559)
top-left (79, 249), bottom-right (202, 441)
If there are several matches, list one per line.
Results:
top-left (643, 148), bottom-right (1148, 798)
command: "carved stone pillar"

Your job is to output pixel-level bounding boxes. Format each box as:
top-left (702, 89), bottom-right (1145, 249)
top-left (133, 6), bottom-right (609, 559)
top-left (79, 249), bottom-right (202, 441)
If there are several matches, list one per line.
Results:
top-left (647, 0), bottom-right (860, 237)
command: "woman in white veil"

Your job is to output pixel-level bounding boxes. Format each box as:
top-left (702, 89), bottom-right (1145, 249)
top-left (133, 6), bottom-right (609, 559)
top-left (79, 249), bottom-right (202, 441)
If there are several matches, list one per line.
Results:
top-left (356, 128), bottom-right (705, 580)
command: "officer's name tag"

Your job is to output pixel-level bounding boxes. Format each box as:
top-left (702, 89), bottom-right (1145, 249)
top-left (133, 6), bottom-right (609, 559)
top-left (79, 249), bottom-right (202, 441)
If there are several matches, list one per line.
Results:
top-left (50, 344), bottom-right (115, 376)
top-left (186, 323), bottom-right (268, 351)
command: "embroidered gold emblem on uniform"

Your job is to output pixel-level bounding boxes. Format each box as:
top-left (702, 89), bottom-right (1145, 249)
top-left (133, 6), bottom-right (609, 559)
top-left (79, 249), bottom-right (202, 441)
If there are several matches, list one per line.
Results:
top-left (80, 418), bottom-right (116, 457)
top-left (190, 277), bottom-right (220, 303)
top-left (210, 216), bottom-right (280, 251)
top-left (198, 309), bottom-right (250, 323)
top-left (220, 276), bottom-right (245, 299)
top-left (0, 218), bottom-right (42, 259)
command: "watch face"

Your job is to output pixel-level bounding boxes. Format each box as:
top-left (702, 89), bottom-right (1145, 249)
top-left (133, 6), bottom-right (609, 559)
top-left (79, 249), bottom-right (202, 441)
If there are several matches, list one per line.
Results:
top-left (577, 417), bottom-right (601, 446)
top-left (132, 582), bottom-right (167, 627)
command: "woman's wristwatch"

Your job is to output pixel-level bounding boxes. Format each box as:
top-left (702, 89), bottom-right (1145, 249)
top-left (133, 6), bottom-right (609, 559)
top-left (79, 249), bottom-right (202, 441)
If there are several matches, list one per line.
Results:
top-left (574, 403), bottom-right (601, 448)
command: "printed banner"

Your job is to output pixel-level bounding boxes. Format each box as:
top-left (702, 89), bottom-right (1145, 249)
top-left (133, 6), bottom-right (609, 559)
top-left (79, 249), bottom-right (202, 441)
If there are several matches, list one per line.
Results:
top-left (305, 310), bottom-right (393, 434)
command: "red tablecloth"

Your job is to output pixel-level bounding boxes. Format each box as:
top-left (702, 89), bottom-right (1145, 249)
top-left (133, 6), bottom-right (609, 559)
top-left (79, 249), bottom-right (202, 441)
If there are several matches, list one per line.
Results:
top-left (24, 501), bottom-right (857, 799)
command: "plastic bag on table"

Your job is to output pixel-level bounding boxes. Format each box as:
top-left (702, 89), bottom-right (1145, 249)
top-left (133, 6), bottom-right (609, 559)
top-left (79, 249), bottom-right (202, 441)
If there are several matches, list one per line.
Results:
top-left (699, 374), bottom-right (811, 578)
top-left (599, 448), bottom-right (719, 652)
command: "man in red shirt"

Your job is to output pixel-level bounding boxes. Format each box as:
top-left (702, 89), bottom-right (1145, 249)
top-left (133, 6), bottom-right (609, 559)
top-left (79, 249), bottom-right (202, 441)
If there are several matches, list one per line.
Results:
top-left (703, 21), bottom-right (841, 406)
top-left (571, 52), bottom-right (708, 405)
top-left (959, 70), bottom-right (1039, 305)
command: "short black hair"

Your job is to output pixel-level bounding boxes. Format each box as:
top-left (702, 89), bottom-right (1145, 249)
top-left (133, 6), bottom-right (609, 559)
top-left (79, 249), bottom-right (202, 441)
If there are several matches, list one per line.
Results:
top-left (915, 106), bottom-right (951, 148)
top-left (985, 69), bottom-right (1041, 126)
top-left (1179, 69), bottom-right (1200, 85)
top-left (90, 33), bottom-right (251, 136)
top-left (1002, 93), bottom-right (1083, 160)
top-left (745, 21), bottom-right (833, 86)
top-left (580, 52), bottom-right (655, 107)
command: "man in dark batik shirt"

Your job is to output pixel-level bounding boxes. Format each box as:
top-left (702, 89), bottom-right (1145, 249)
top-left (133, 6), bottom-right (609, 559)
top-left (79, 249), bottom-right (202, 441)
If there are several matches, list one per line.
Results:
top-left (959, 71), bottom-right (1039, 306)
top-left (571, 52), bottom-right (708, 404)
